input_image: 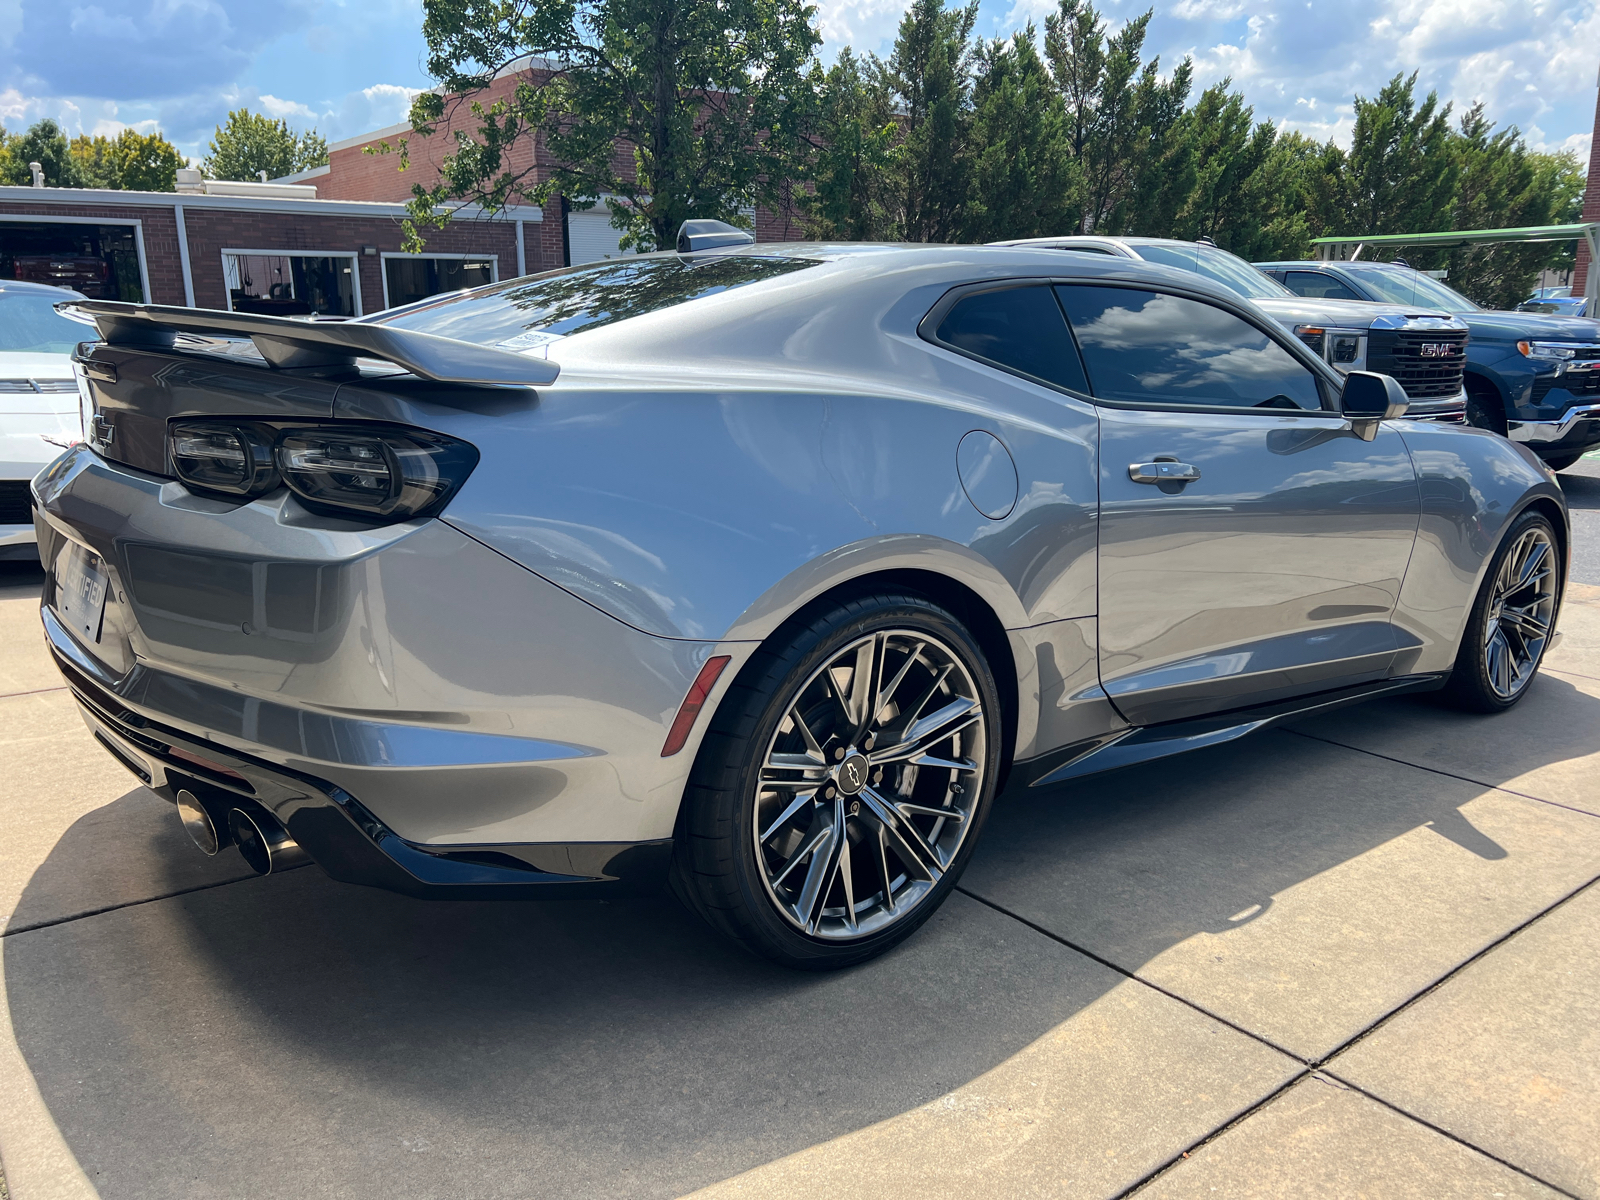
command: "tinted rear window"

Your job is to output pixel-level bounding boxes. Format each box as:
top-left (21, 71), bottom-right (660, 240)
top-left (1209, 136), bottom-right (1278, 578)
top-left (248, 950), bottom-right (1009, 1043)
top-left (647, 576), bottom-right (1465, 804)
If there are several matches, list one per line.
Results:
top-left (1284, 270), bottom-right (1361, 302)
top-left (369, 254), bottom-right (817, 349)
top-left (1055, 284), bottom-right (1323, 410)
top-left (934, 285), bottom-right (1089, 393)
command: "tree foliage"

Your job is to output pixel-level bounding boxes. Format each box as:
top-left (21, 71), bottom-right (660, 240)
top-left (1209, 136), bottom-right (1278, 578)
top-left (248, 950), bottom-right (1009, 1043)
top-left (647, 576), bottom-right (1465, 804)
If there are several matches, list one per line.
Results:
top-left (393, 0), bottom-right (822, 253)
top-left (203, 109), bottom-right (328, 182)
top-left (68, 130), bottom-right (186, 190)
top-left (0, 120), bottom-right (84, 187)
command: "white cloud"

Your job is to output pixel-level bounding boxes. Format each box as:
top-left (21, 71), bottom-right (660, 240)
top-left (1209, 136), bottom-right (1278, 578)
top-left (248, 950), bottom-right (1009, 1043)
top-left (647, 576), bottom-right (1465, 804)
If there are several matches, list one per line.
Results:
top-left (813, 0), bottom-right (913, 55)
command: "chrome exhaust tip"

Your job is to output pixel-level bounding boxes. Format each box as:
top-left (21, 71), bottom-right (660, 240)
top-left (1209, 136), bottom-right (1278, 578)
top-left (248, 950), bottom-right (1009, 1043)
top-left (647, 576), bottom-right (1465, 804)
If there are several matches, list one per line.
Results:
top-left (175, 788), bottom-right (225, 856)
top-left (228, 808), bottom-right (311, 875)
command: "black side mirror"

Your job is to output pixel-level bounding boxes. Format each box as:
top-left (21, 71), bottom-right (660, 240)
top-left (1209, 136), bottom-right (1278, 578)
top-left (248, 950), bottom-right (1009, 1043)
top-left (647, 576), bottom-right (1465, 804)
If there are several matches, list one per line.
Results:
top-left (1340, 371), bottom-right (1410, 419)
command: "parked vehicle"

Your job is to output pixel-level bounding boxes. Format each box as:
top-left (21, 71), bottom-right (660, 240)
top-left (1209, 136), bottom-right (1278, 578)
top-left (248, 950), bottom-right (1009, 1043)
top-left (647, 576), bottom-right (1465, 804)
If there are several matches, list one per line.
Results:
top-left (1257, 260), bottom-right (1600, 470)
top-left (40, 234), bottom-right (1567, 969)
top-left (1518, 294), bottom-right (1590, 318)
top-left (993, 236), bottom-right (1472, 422)
top-left (1, 280), bottom-right (88, 559)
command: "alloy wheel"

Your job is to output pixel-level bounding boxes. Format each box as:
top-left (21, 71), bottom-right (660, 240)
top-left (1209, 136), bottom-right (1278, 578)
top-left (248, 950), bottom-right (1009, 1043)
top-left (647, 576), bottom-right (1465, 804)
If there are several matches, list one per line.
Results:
top-left (1483, 525), bottom-right (1558, 699)
top-left (753, 629), bottom-right (988, 940)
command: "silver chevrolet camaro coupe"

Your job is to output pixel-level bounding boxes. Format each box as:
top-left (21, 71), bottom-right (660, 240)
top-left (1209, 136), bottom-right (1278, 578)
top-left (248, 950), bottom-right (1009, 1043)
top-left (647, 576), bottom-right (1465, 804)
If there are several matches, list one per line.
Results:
top-left (37, 225), bottom-right (1569, 969)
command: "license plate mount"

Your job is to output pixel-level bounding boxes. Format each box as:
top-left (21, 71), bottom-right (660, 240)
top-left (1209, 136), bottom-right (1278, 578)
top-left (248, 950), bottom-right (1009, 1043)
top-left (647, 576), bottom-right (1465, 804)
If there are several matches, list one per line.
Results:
top-left (58, 543), bottom-right (108, 644)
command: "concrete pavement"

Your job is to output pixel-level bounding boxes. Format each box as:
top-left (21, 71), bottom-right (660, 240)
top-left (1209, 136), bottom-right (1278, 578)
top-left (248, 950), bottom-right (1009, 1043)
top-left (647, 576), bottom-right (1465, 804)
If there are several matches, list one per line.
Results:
top-left (2, 527), bottom-right (1598, 1196)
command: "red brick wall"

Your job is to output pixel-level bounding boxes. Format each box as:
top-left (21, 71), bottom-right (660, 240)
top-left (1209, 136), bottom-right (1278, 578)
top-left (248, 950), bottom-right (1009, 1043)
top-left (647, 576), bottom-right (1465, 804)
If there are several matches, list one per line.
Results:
top-left (1573, 86), bottom-right (1600, 297)
top-left (320, 67), bottom-right (808, 246)
top-left (0, 199), bottom-right (188, 305)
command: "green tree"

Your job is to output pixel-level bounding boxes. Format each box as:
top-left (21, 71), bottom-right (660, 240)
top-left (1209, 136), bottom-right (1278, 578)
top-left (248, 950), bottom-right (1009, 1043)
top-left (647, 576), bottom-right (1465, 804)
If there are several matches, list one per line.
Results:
top-left (885, 0), bottom-right (977, 242)
top-left (68, 129), bottom-right (185, 190)
top-left (203, 109), bottom-right (328, 181)
top-left (0, 120), bottom-right (85, 187)
top-left (961, 27), bottom-right (1078, 242)
top-left (1442, 105), bottom-right (1584, 307)
top-left (1344, 72), bottom-right (1456, 236)
top-left (802, 49), bottom-right (897, 240)
top-left (395, 0), bottom-right (822, 253)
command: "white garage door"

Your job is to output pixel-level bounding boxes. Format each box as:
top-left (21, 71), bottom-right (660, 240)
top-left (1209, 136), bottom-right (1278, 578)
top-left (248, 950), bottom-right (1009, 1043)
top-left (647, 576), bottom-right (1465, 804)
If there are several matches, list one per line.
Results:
top-left (566, 207), bottom-right (636, 265)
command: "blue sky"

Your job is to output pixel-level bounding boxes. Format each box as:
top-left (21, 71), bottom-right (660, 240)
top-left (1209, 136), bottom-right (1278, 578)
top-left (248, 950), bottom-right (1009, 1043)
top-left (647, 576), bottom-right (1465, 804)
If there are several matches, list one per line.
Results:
top-left (1, 0), bottom-right (1595, 168)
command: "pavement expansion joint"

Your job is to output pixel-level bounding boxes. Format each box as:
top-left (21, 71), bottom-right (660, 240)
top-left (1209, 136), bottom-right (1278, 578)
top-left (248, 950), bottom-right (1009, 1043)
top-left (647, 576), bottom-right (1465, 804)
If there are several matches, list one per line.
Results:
top-left (0, 864), bottom-right (307, 938)
top-left (1285, 726), bottom-right (1600, 822)
top-left (0, 686), bottom-right (67, 701)
top-left (1115, 1070), bottom-right (1311, 1198)
top-left (1319, 1072), bottom-right (1586, 1199)
top-left (955, 885), bottom-right (1308, 1064)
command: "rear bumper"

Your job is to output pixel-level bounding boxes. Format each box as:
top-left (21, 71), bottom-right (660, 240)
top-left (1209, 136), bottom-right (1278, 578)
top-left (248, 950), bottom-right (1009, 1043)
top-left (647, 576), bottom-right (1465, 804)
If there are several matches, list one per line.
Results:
top-left (33, 444), bottom-right (748, 850)
top-left (49, 605), bottom-right (673, 898)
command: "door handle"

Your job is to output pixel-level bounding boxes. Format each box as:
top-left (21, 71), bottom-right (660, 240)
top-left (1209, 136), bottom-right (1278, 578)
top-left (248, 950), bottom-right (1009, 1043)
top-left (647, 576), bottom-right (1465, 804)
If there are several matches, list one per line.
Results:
top-left (1129, 461), bottom-right (1201, 484)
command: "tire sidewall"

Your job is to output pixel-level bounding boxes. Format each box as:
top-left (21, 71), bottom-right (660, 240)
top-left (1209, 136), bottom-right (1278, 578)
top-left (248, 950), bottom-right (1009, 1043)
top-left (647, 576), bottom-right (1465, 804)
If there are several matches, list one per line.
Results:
top-left (716, 597), bottom-right (1003, 968)
top-left (1449, 509), bottom-right (1560, 712)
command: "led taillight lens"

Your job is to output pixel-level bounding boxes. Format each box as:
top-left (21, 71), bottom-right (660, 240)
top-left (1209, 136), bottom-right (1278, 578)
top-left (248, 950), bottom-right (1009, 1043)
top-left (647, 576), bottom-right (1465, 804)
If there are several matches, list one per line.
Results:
top-left (276, 427), bottom-right (477, 520)
top-left (170, 422), bottom-right (279, 495)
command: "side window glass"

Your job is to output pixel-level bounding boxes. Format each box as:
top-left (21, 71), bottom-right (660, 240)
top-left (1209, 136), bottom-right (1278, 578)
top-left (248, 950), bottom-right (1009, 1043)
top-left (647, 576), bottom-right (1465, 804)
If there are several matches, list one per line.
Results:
top-left (1054, 284), bottom-right (1324, 411)
top-left (934, 285), bottom-right (1090, 393)
top-left (1286, 271), bottom-right (1360, 302)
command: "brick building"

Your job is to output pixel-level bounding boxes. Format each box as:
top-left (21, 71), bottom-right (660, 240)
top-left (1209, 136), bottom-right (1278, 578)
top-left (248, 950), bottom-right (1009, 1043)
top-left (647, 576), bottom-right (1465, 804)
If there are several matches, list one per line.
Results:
top-left (1572, 69), bottom-right (1600, 301)
top-left (0, 59), bottom-right (805, 315)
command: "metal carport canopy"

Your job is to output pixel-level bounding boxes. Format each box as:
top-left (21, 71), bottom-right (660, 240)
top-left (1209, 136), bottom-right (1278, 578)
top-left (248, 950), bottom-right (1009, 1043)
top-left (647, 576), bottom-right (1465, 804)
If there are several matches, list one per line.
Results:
top-left (1311, 222), bottom-right (1600, 307)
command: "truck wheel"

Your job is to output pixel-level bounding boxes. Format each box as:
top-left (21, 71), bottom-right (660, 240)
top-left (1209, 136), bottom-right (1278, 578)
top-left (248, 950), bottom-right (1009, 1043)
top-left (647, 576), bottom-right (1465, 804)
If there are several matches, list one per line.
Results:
top-left (1441, 510), bottom-right (1561, 713)
top-left (1465, 382), bottom-right (1507, 436)
top-left (671, 592), bottom-right (1002, 969)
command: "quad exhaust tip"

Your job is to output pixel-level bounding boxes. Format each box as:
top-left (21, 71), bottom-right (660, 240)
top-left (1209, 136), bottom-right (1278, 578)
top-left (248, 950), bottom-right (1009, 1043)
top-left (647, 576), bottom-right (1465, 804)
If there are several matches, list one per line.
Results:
top-left (175, 788), bottom-right (224, 856)
top-left (228, 807), bottom-right (311, 875)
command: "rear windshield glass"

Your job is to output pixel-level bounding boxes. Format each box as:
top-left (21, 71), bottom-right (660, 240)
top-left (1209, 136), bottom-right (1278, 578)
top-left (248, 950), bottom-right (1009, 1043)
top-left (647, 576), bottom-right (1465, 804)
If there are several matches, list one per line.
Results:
top-left (0, 292), bottom-right (91, 353)
top-left (368, 254), bottom-right (817, 350)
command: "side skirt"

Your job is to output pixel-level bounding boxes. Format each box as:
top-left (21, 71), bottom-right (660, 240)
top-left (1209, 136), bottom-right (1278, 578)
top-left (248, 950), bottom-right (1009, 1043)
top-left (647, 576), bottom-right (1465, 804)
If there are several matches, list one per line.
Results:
top-left (1018, 674), bottom-right (1448, 789)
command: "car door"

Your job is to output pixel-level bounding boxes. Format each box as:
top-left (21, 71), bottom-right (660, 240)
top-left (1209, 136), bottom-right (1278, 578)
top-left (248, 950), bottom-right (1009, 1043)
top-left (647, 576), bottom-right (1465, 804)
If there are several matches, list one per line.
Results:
top-left (1054, 283), bottom-right (1422, 726)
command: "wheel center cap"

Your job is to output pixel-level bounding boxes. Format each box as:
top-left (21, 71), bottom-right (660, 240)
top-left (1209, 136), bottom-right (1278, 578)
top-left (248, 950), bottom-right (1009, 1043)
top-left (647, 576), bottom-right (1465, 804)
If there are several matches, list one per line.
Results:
top-left (836, 753), bottom-right (870, 796)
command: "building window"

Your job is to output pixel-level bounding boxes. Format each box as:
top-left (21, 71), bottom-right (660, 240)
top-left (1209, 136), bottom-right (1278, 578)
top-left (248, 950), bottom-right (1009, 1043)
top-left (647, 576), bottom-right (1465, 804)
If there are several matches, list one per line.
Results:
top-left (0, 221), bottom-right (144, 300)
top-left (222, 252), bottom-right (357, 317)
top-left (382, 255), bottom-right (497, 309)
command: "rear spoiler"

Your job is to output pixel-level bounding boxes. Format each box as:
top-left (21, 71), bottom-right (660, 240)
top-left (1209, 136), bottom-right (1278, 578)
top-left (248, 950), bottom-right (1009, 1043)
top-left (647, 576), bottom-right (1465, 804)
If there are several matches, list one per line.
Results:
top-left (59, 300), bottom-right (560, 387)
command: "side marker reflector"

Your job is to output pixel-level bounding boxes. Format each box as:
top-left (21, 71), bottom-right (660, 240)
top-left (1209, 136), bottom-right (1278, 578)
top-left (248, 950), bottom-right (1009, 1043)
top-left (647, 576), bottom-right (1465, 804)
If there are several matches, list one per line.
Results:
top-left (662, 655), bottom-right (732, 757)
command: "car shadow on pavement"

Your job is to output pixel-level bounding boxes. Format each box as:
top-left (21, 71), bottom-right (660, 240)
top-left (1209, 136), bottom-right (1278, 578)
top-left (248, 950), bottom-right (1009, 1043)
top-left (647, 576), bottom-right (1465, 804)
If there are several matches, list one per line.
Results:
top-left (0, 560), bottom-right (45, 600)
top-left (9, 676), bottom-right (1600, 1200)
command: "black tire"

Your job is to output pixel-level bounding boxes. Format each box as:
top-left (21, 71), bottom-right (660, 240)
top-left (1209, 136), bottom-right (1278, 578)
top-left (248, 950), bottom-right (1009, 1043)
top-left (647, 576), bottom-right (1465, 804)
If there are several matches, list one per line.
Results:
top-left (1541, 453), bottom-right (1582, 472)
top-left (671, 592), bottom-right (1003, 970)
top-left (1465, 382), bottom-right (1508, 436)
top-left (1440, 510), bottom-right (1562, 713)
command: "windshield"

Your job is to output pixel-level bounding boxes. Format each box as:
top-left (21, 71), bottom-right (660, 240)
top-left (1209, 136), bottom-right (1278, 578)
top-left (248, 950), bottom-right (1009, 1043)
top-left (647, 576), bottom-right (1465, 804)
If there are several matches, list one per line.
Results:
top-left (369, 254), bottom-right (818, 349)
top-left (1343, 265), bottom-right (1481, 313)
top-left (1131, 242), bottom-right (1292, 301)
top-left (0, 292), bottom-right (90, 353)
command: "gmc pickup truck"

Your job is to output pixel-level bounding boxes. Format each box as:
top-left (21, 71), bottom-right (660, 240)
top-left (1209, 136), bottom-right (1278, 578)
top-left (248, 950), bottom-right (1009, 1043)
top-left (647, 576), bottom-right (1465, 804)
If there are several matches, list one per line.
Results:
top-left (1257, 258), bottom-right (1600, 471)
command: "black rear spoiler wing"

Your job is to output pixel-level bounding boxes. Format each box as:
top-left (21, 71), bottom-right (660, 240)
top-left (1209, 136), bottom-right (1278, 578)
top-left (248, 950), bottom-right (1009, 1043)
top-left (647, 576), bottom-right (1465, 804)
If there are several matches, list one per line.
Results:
top-left (60, 300), bottom-right (560, 387)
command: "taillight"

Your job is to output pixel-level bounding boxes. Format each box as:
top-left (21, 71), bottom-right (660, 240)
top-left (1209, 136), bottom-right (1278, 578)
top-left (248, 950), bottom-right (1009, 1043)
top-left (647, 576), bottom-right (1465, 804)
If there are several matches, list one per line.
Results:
top-left (166, 419), bottom-right (478, 522)
top-left (277, 427), bottom-right (477, 520)
top-left (170, 422), bottom-right (278, 495)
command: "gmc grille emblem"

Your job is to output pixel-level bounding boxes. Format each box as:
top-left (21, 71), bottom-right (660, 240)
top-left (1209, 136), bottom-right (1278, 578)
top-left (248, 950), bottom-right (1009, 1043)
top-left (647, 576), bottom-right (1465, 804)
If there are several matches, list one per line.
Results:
top-left (1419, 343), bottom-right (1454, 358)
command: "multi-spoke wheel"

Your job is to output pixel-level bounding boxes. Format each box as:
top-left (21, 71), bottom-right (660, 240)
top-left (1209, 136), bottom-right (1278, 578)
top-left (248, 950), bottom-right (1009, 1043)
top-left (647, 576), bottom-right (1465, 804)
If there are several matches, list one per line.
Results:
top-left (1443, 511), bottom-right (1562, 712)
top-left (672, 593), bottom-right (1002, 969)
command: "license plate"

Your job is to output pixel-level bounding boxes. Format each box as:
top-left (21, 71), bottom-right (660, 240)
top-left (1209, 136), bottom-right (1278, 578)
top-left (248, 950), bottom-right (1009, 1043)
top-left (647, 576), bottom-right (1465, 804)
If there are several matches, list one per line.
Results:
top-left (58, 544), bottom-right (108, 644)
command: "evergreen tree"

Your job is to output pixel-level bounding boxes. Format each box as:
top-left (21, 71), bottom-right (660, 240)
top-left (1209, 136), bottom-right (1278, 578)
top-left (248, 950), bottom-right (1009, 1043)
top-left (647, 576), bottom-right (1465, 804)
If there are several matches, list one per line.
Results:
top-left (962, 27), bottom-right (1077, 242)
top-left (1345, 72), bottom-right (1456, 236)
top-left (804, 50), bottom-right (897, 240)
top-left (886, 0), bottom-right (978, 242)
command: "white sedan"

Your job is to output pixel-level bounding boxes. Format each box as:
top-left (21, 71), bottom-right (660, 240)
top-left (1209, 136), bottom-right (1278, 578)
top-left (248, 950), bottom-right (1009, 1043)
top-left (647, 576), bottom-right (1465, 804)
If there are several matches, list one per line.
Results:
top-left (1, 280), bottom-right (87, 560)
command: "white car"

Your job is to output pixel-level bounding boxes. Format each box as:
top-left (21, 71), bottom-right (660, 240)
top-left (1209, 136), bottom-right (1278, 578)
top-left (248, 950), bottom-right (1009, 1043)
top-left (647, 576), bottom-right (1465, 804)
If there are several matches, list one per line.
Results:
top-left (1, 281), bottom-right (88, 560)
